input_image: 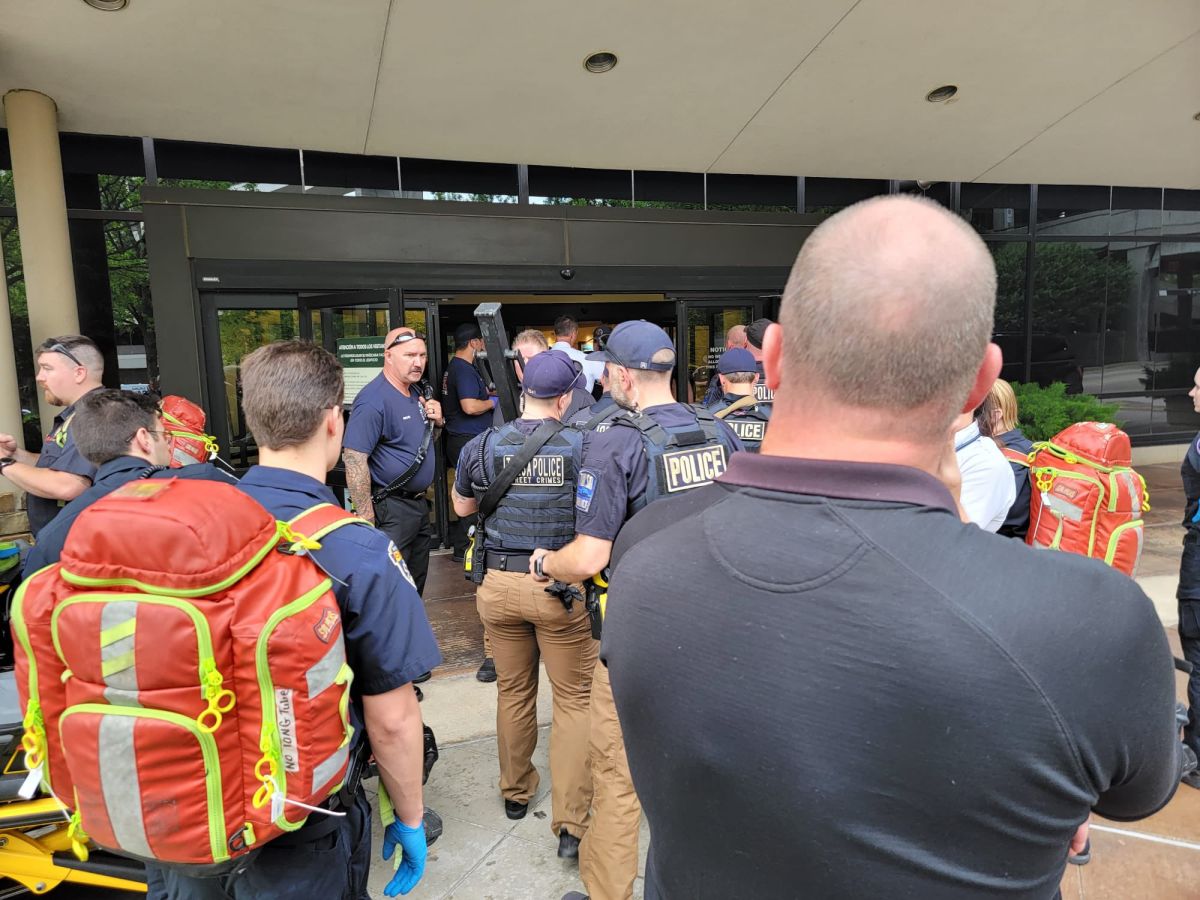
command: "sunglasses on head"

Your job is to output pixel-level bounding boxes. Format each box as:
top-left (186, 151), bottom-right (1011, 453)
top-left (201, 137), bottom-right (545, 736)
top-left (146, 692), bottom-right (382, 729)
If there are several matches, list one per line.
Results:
top-left (48, 342), bottom-right (85, 368)
top-left (385, 332), bottom-right (427, 351)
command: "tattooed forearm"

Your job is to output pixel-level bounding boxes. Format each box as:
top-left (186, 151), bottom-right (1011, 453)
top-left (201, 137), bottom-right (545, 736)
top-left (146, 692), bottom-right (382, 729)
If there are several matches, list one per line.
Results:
top-left (342, 449), bottom-right (375, 524)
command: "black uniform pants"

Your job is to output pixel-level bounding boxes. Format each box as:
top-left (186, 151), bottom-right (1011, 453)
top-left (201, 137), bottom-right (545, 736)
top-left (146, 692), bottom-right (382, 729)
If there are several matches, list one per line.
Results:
top-left (1180, 599), bottom-right (1200, 756)
top-left (143, 791), bottom-right (372, 900)
top-left (375, 491), bottom-right (434, 594)
top-left (445, 431), bottom-right (476, 557)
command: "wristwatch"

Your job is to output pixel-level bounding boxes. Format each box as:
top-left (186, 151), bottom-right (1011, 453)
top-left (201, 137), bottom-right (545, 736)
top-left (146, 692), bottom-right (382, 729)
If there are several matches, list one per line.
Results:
top-left (534, 555), bottom-right (546, 579)
top-left (0, 457), bottom-right (16, 473)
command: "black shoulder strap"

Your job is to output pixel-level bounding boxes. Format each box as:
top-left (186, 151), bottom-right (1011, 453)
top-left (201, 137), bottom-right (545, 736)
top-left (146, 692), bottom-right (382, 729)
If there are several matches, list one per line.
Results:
top-left (583, 404), bottom-right (617, 431)
top-left (477, 420), bottom-right (566, 521)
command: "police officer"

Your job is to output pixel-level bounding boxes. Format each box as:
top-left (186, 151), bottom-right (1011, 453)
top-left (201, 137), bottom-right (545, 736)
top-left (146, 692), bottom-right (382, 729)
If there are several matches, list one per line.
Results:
top-left (343, 327), bottom-right (444, 594)
top-left (705, 347), bottom-right (772, 452)
top-left (0, 335), bottom-right (105, 536)
top-left (146, 340), bottom-right (443, 900)
top-left (443, 322), bottom-right (494, 561)
top-left (1179, 368), bottom-right (1200, 789)
top-left (701, 324), bottom-right (749, 407)
top-left (569, 352), bottom-right (621, 432)
top-left (451, 350), bottom-right (596, 860)
top-left (529, 321), bottom-right (742, 900)
top-left (23, 389), bottom-right (234, 572)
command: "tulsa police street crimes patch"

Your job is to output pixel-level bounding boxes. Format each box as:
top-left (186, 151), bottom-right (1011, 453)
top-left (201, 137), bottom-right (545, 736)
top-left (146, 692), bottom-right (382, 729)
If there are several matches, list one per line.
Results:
top-left (660, 444), bottom-right (728, 493)
top-left (503, 454), bottom-right (566, 486)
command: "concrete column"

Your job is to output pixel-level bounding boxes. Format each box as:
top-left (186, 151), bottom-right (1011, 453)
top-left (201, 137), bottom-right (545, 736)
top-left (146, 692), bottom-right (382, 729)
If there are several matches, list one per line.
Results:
top-left (3, 90), bottom-right (78, 432)
top-left (0, 240), bottom-right (23, 500)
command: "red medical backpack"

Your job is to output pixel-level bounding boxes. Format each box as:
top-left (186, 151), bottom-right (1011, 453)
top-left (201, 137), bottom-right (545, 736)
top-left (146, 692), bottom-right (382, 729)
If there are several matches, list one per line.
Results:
top-left (160, 395), bottom-right (218, 467)
top-left (13, 479), bottom-right (362, 869)
top-left (1024, 422), bottom-right (1148, 576)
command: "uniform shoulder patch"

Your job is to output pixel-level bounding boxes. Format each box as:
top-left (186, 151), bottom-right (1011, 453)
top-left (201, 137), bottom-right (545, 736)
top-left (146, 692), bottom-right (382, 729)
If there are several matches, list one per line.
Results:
top-left (387, 540), bottom-right (418, 590)
top-left (576, 470), bottom-right (598, 513)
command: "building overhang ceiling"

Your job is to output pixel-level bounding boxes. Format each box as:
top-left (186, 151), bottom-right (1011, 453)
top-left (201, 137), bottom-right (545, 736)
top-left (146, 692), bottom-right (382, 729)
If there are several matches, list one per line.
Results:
top-left (2, 0), bottom-right (1198, 189)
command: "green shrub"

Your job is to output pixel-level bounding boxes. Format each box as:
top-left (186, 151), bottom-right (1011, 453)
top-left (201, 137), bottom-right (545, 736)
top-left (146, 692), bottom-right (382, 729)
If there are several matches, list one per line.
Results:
top-left (1010, 382), bottom-right (1120, 442)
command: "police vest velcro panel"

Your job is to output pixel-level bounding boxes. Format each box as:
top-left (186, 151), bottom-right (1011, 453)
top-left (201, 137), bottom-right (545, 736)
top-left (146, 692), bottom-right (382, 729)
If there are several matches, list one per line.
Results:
top-left (614, 407), bottom-right (730, 512)
top-left (11, 482), bottom-right (364, 870)
top-left (483, 422), bottom-right (585, 552)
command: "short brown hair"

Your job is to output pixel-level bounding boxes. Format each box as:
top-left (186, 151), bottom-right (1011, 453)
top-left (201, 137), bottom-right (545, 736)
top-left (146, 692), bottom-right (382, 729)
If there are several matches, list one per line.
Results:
top-left (72, 389), bottom-right (161, 465)
top-left (240, 341), bottom-right (343, 449)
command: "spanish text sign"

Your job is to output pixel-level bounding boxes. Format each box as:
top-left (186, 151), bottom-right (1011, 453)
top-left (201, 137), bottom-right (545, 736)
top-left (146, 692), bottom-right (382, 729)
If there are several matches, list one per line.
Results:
top-left (337, 336), bottom-right (385, 405)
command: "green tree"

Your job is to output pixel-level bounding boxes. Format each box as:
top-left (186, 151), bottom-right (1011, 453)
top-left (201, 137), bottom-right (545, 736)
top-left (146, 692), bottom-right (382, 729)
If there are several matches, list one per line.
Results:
top-left (993, 243), bottom-right (1134, 333)
top-left (1011, 381), bottom-right (1120, 441)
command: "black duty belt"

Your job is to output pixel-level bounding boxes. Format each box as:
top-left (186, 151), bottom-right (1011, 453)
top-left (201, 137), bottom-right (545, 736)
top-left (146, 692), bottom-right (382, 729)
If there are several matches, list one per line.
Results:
top-left (484, 551), bottom-right (532, 572)
top-left (375, 487), bottom-right (427, 502)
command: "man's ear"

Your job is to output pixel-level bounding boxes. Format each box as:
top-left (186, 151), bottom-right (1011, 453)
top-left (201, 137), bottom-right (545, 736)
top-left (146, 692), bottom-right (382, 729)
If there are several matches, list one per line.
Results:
top-left (762, 322), bottom-right (783, 390)
top-left (960, 342), bottom-right (1002, 415)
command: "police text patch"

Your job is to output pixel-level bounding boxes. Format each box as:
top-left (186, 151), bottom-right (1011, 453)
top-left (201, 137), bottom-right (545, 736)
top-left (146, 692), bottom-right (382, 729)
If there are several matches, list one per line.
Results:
top-left (503, 454), bottom-right (565, 486)
top-left (576, 471), bottom-right (597, 512)
top-left (661, 445), bottom-right (728, 493)
top-left (754, 382), bottom-right (775, 403)
top-left (729, 420), bottom-right (766, 443)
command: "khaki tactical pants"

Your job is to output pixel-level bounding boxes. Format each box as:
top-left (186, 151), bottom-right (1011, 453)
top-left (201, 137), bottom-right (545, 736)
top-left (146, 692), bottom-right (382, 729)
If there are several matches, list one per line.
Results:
top-left (476, 569), bottom-right (596, 838)
top-left (579, 659), bottom-right (641, 900)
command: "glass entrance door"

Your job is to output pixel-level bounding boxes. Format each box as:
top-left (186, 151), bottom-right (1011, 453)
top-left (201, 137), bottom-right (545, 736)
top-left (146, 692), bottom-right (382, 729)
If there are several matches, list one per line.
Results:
top-left (674, 297), bottom-right (765, 404)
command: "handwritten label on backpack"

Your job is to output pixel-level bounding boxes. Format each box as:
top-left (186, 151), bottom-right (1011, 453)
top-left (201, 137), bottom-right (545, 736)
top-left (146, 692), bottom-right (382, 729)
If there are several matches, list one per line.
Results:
top-left (276, 688), bottom-right (300, 773)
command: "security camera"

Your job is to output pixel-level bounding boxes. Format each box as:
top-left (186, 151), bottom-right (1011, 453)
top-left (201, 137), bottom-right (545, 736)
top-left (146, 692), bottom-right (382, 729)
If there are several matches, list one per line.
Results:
top-left (560, 267), bottom-right (575, 280)
top-left (915, 180), bottom-right (934, 191)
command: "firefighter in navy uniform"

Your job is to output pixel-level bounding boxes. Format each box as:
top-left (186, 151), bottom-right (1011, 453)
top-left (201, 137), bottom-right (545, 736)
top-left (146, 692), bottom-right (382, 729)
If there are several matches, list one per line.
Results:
top-left (451, 350), bottom-right (597, 860)
top-left (146, 342), bottom-right (443, 900)
top-left (529, 321), bottom-right (743, 900)
top-left (705, 347), bottom-right (772, 453)
top-left (1179, 375), bottom-right (1200, 789)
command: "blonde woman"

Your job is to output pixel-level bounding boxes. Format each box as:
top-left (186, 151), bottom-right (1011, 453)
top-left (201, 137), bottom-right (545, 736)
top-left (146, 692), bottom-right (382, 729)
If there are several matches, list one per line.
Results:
top-left (984, 378), bottom-right (1033, 537)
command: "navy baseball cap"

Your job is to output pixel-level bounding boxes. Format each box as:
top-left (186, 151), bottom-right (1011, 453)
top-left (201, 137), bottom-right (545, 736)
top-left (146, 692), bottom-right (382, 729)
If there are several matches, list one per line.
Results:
top-left (453, 322), bottom-right (482, 346)
top-left (588, 321), bottom-right (674, 372)
top-left (716, 347), bottom-right (756, 375)
top-left (522, 349), bottom-right (582, 399)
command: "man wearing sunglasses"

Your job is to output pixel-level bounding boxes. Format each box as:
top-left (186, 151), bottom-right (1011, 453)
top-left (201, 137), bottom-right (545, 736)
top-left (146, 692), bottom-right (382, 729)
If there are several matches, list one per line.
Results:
top-left (0, 335), bottom-right (105, 537)
top-left (344, 327), bottom-right (445, 594)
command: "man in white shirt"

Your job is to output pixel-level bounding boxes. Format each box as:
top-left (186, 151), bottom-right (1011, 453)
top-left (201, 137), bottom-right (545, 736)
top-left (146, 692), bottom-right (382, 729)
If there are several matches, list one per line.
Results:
top-left (954, 412), bottom-right (1016, 532)
top-left (551, 316), bottom-right (602, 392)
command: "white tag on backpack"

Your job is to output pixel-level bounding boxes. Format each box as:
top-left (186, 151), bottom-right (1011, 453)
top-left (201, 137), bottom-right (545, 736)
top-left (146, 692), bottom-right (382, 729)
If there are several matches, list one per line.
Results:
top-left (19, 764), bottom-right (43, 800)
top-left (271, 786), bottom-right (284, 821)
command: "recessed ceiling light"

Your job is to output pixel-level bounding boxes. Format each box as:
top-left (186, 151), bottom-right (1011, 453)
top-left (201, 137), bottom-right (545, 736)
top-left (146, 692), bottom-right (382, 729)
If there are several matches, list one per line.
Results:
top-left (83, 0), bottom-right (128, 8)
top-left (925, 84), bottom-right (958, 103)
top-left (584, 52), bottom-right (618, 74)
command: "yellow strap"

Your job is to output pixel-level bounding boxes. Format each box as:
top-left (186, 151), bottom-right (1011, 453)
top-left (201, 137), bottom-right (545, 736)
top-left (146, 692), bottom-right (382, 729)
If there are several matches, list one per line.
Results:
top-left (713, 395), bottom-right (758, 420)
top-left (100, 650), bottom-right (136, 678)
top-left (99, 617), bottom-right (136, 647)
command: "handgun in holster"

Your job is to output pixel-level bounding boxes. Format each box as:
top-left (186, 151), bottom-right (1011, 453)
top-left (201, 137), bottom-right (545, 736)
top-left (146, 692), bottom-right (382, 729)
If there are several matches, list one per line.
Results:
top-left (584, 568), bottom-right (610, 641)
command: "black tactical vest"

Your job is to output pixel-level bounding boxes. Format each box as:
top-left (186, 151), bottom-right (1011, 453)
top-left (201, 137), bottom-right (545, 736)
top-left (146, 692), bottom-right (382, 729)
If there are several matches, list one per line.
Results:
top-left (612, 407), bottom-right (732, 514)
top-left (480, 421), bottom-right (586, 552)
top-left (574, 395), bottom-right (623, 433)
top-left (711, 395), bottom-right (772, 453)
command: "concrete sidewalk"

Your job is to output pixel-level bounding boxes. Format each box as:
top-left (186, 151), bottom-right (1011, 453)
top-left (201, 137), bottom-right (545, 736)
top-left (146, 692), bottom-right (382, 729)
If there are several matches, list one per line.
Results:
top-left (363, 668), bottom-right (648, 900)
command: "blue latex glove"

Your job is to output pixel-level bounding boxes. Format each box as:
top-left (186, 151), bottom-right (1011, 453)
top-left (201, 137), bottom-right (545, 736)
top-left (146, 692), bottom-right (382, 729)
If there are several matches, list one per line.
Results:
top-left (382, 818), bottom-right (427, 896)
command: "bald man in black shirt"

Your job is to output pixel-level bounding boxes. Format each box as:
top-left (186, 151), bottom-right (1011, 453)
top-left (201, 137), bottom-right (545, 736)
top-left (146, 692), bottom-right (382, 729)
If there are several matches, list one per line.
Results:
top-left (603, 196), bottom-right (1183, 900)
